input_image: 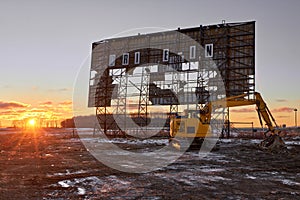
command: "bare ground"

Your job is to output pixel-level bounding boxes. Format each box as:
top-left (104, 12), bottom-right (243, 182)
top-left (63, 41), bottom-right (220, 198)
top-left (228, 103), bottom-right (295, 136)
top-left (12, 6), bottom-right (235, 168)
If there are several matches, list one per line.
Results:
top-left (0, 128), bottom-right (299, 199)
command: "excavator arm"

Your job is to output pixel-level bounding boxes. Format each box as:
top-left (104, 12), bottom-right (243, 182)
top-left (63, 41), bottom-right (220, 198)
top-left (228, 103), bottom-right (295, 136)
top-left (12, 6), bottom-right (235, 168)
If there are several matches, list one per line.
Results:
top-left (170, 91), bottom-right (285, 151)
top-left (253, 93), bottom-right (285, 150)
top-left (206, 92), bottom-right (280, 135)
top-left (254, 92), bottom-right (278, 135)
top-left (203, 92), bottom-right (285, 150)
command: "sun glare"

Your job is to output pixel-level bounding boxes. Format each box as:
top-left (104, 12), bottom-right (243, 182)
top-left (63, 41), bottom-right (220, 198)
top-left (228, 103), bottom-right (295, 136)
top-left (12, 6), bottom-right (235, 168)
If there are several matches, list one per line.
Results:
top-left (28, 119), bottom-right (36, 126)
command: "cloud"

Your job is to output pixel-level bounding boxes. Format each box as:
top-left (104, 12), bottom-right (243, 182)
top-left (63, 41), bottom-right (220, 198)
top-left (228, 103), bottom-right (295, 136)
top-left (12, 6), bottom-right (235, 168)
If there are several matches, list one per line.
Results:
top-left (57, 101), bottom-right (73, 112)
top-left (244, 116), bottom-right (257, 120)
top-left (2, 85), bottom-right (12, 89)
top-left (52, 113), bottom-right (63, 117)
top-left (29, 108), bottom-right (48, 113)
top-left (271, 107), bottom-right (295, 113)
top-left (275, 99), bottom-right (288, 102)
top-left (0, 110), bottom-right (21, 116)
top-left (0, 101), bottom-right (30, 109)
top-left (276, 115), bottom-right (290, 118)
top-left (32, 86), bottom-right (39, 90)
top-left (39, 101), bottom-right (53, 107)
top-left (41, 101), bottom-right (52, 105)
top-left (58, 88), bottom-right (70, 92)
top-left (231, 108), bottom-right (255, 113)
top-left (58, 101), bottom-right (72, 106)
top-left (0, 99), bottom-right (74, 126)
top-left (48, 88), bottom-right (70, 92)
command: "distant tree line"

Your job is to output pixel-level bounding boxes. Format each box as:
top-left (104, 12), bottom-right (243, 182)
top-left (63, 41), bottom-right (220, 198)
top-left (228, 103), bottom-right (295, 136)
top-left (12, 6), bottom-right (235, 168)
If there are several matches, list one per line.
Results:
top-left (61, 114), bottom-right (170, 129)
top-left (60, 118), bottom-right (75, 128)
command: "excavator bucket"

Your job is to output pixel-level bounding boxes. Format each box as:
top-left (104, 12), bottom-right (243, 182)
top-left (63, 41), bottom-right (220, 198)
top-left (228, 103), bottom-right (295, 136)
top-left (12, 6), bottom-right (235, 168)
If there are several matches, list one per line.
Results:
top-left (259, 134), bottom-right (285, 151)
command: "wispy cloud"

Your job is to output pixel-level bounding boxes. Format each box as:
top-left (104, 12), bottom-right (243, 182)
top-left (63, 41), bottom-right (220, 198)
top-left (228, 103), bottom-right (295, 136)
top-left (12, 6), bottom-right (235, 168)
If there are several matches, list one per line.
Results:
top-left (29, 108), bottom-right (48, 113)
top-left (32, 86), bottom-right (39, 90)
top-left (0, 110), bottom-right (22, 116)
top-left (58, 101), bottom-right (72, 106)
top-left (39, 101), bottom-right (53, 107)
top-left (0, 101), bottom-right (30, 109)
top-left (276, 115), bottom-right (290, 118)
top-left (59, 88), bottom-right (70, 92)
top-left (271, 107), bottom-right (295, 113)
top-left (275, 99), bottom-right (288, 102)
top-left (2, 85), bottom-right (12, 89)
top-left (48, 88), bottom-right (70, 92)
top-left (0, 99), bottom-right (74, 127)
top-left (245, 116), bottom-right (257, 120)
top-left (56, 101), bottom-right (73, 113)
top-left (231, 108), bottom-right (255, 113)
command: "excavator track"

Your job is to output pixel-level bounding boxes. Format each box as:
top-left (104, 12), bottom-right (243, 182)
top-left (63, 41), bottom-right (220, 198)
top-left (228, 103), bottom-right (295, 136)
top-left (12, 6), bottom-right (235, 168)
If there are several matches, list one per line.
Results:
top-left (169, 137), bottom-right (220, 151)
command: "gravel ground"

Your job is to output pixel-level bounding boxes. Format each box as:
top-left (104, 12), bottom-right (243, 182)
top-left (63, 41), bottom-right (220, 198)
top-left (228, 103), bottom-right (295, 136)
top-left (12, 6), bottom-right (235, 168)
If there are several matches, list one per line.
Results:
top-left (0, 128), bottom-right (299, 199)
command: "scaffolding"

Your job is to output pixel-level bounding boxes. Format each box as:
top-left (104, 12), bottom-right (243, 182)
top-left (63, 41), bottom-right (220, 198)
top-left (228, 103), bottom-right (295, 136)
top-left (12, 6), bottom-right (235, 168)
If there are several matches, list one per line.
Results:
top-left (89, 21), bottom-right (255, 136)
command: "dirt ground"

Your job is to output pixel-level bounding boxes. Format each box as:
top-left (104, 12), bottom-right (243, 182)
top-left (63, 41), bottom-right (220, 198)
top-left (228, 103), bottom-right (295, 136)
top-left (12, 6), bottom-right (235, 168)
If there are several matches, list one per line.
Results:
top-left (0, 128), bottom-right (299, 199)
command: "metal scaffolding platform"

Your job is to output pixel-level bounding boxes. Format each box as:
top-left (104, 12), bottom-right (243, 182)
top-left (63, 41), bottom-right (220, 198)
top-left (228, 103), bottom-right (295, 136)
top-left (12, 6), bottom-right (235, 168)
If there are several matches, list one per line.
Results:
top-left (89, 21), bottom-right (255, 136)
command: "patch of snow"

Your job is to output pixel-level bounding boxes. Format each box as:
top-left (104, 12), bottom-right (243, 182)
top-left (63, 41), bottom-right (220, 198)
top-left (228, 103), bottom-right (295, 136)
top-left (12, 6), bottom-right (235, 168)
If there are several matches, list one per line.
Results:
top-left (105, 175), bottom-right (131, 185)
top-left (199, 153), bottom-right (230, 163)
top-left (55, 176), bottom-right (101, 188)
top-left (77, 187), bottom-right (86, 195)
top-left (47, 169), bottom-right (94, 177)
top-left (76, 128), bottom-right (94, 132)
top-left (284, 141), bottom-right (300, 145)
top-left (99, 175), bottom-right (131, 193)
top-left (178, 178), bottom-right (194, 186)
top-left (152, 171), bottom-right (231, 187)
top-left (249, 139), bottom-right (261, 144)
top-left (245, 174), bottom-right (256, 180)
top-left (293, 136), bottom-right (300, 140)
top-left (80, 137), bottom-right (169, 146)
top-left (282, 179), bottom-right (300, 186)
top-left (220, 139), bottom-right (233, 143)
top-left (199, 168), bottom-right (225, 173)
top-left (230, 132), bottom-right (240, 137)
top-left (58, 180), bottom-right (71, 188)
top-left (74, 176), bottom-right (102, 184)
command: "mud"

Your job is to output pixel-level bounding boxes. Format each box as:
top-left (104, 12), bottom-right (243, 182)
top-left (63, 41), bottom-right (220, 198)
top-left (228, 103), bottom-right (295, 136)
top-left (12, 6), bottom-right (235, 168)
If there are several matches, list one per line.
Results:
top-left (0, 128), bottom-right (299, 199)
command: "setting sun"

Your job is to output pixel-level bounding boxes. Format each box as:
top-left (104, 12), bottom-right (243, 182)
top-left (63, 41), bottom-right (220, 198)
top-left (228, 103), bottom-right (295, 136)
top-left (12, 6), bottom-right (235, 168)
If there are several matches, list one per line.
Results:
top-left (28, 119), bottom-right (36, 127)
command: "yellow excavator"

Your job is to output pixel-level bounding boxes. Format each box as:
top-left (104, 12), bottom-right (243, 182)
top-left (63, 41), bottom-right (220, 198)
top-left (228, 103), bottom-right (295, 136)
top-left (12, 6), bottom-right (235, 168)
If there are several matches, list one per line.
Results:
top-left (169, 92), bottom-right (285, 151)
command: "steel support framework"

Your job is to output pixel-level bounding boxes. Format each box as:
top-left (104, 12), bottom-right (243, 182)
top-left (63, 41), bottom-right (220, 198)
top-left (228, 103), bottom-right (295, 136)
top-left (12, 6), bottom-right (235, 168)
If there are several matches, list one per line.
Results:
top-left (112, 68), bottom-right (128, 135)
top-left (137, 67), bottom-right (149, 127)
top-left (89, 21), bottom-right (255, 136)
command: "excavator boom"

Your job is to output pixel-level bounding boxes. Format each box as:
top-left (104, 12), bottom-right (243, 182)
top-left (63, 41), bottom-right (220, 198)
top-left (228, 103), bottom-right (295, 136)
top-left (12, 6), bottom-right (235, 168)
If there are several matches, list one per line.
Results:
top-left (209, 92), bottom-right (279, 135)
top-left (169, 92), bottom-right (285, 151)
top-left (254, 92), bottom-right (278, 134)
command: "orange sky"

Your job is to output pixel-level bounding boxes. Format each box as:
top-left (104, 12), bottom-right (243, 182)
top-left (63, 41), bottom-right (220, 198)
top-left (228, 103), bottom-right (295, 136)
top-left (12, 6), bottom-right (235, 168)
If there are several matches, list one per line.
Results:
top-left (0, 100), bottom-right (73, 128)
top-left (0, 98), bottom-right (298, 128)
top-left (230, 104), bottom-right (298, 128)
